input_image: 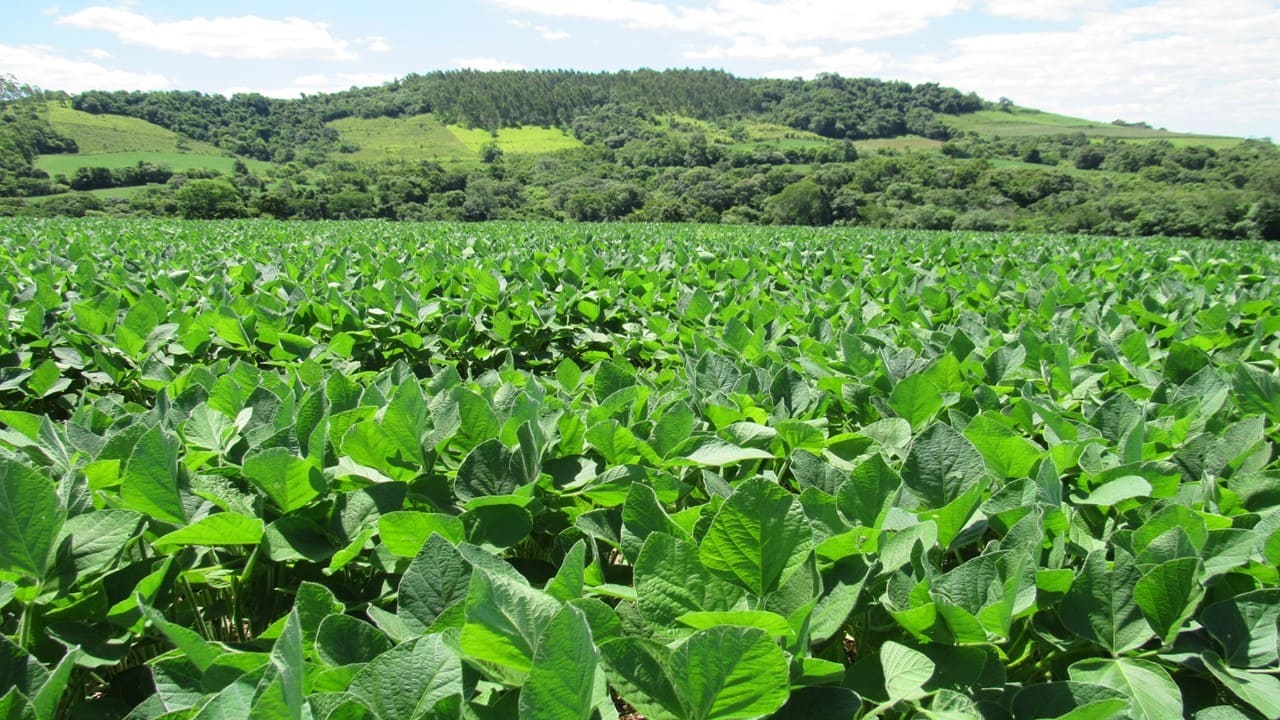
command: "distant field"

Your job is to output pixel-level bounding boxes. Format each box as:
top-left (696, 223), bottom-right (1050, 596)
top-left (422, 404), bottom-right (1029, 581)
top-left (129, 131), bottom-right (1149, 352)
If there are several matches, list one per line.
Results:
top-left (855, 136), bottom-right (946, 152)
top-left (328, 113), bottom-right (582, 162)
top-left (943, 108), bottom-right (1242, 146)
top-left (37, 103), bottom-right (271, 176)
top-left (36, 152), bottom-right (271, 177)
top-left (448, 124), bottom-right (582, 155)
top-left (42, 103), bottom-right (224, 155)
top-left (329, 114), bottom-right (473, 162)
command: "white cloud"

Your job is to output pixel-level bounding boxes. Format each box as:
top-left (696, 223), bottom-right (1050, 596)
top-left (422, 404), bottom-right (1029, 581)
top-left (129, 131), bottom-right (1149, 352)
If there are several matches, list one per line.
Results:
top-left (685, 40), bottom-right (821, 61)
top-left (763, 47), bottom-right (890, 78)
top-left (902, 0), bottom-right (1280, 136)
top-left (0, 43), bottom-right (169, 92)
top-left (981, 0), bottom-right (1111, 22)
top-left (490, 0), bottom-right (973, 43)
top-left (84, 48), bottom-right (112, 60)
top-left (41, 5), bottom-right (60, 15)
top-left (453, 57), bottom-right (527, 71)
top-left (225, 72), bottom-right (397, 98)
top-left (56, 6), bottom-right (359, 60)
top-left (509, 19), bottom-right (572, 40)
top-left (357, 36), bottom-right (393, 53)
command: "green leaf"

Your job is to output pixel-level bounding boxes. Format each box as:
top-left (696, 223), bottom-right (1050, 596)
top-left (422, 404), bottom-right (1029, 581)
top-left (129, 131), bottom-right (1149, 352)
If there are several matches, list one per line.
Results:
top-left (453, 438), bottom-right (520, 502)
top-left (154, 513), bottom-right (263, 550)
top-left (377, 512), bottom-right (464, 557)
top-left (460, 568), bottom-right (560, 672)
top-left (519, 605), bottom-right (607, 720)
top-left (673, 626), bottom-right (790, 720)
top-left (1077, 476), bottom-right (1152, 506)
top-left (963, 413), bottom-right (1043, 479)
top-left (901, 423), bottom-right (987, 509)
top-left (699, 477), bottom-right (815, 596)
top-left (1202, 589), bottom-right (1280, 669)
top-left (880, 641), bottom-right (935, 703)
top-left (315, 615), bottom-right (392, 667)
top-left (1059, 550), bottom-right (1154, 653)
top-left (635, 533), bottom-right (746, 629)
top-left (242, 448), bottom-right (325, 514)
top-left (0, 689), bottom-right (37, 720)
top-left (601, 637), bottom-right (683, 720)
top-left (1068, 658), bottom-right (1182, 720)
top-left (677, 438), bottom-right (775, 467)
top-left (1011, 681), bottom-right (1129, 720)
top-left (1202, 653), bottom-right (1280, 718)
top-left (398, 534), bottom-right (472, 634)
top-left (837, 454), bottom-right (901, 528)
top-left (889, 373), bottom-right (944, 430)
top-left (1132, 558), bottom-right (1202, 646)
top-left (0, 458), bottom-right (63, 580)
top-left (677, 610), bottom-right (794, 637)
top-left (348, 635), bottom-right (463, 720)
top-left (121, 425), bottom-right (187, 525)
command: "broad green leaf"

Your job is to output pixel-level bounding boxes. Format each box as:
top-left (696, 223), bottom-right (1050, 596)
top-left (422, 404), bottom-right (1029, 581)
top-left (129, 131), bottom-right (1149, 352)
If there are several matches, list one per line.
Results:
top-left (460, 568), bottom-right (560, 672)
top-left (398, 534), bottom-right (472, 634)
top-left (1011, 681), bottom-right (1129, 720)
top-left (837, 454), bottom-right (901, 528)
top-left (154, 513), bottom-right (263, 550)
top-left (677, 438), bottom-right (775, 467)
top-left (676, 610), bottom-right (793, 637)
top-left (1202, 653), bottom-right (1280, 718)
top-left (0, 689), bottom-right (36, 720)
top-left (880, 641), bottom-right (935, 703)
top-left (889, 373), bottom-right (944, 430)
top-left (699, 477), bottom-right (815, 596)
top-left (671, 626), bottom-right (790, 720)
top-left (0, 458), bottom-right (63, 579)
top-left (377, 511), bottom-right (464, 557)
top-left (1059, 550), bottom-right (1153, 653)
top-left (1202, 589), bottom-right (1280, 669)
top-left (519, 605), bottom-right (607, 720)
top-left (1068, 658), bottom-right (1182, 720)
top-left (901, 423), bottom-right (986, 509)
top-left (601, 637), bottom-right (683, 720)
top-left (315, 615), bottom-right (392, 667)
top-left (453, 439), bottom-right (520, 502)
top-left (242, 448), bottom-right (325, 514)
top-left (120, 425), bottom-right (187, 525)
top-left (348, 635), bottom-right (463, 720)
top-left (964, 413), bottom-right (1043, 479)
top-left (1133, 557), bottom-right (1203, 646)
top-left (635, 533), bottom-right (746, 628)
top-left (1077, 476), bottom-right (1151, 506)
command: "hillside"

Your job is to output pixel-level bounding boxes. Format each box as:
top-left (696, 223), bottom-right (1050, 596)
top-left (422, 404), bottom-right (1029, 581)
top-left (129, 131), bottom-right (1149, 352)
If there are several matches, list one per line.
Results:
top-left (1, 69), bottom-right (1276, 239)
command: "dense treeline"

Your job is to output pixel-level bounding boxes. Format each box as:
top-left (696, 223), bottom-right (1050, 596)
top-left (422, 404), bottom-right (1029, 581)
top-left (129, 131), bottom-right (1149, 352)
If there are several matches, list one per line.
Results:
top-left (69, 69), bottom-right (982, 160)
top-left (2, 70), bottom-right (1278, 239)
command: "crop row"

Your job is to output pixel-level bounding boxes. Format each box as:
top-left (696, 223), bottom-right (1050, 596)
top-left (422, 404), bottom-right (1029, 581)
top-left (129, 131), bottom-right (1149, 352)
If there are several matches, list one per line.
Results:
top-left (1, 219), bottom-right (1278, 719)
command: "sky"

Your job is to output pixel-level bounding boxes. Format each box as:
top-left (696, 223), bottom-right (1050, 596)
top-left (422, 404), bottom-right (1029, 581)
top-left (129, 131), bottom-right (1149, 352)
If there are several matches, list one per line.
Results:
top-left (3, 0), bottom-right (1278, 139)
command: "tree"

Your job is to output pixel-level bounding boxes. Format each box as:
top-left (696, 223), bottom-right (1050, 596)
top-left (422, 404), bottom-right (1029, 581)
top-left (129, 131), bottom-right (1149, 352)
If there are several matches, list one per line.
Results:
top-left (767, 178), bottom-right (831, 226)
top-left (175, 178), bottom-right (246, 219)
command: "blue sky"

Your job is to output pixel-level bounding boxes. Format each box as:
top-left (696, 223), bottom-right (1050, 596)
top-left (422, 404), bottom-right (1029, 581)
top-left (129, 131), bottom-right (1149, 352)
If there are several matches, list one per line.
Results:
top-left (4, 1), bottom-right (1278, 139)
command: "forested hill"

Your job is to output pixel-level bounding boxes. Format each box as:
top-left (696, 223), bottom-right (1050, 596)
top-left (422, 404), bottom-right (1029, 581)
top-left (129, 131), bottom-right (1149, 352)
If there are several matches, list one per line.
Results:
top-left (70, 70), bottom-right (983, 161)
top-left (3, 69), bottom-right (1279, 239)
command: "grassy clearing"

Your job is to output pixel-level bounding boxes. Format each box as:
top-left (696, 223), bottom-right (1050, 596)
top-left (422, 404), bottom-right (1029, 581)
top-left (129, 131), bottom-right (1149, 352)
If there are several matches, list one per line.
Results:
top-left (448, 124), bottom-right (583, 155)
top-left (943, 107), bottom-right (1243, 146)
top-left (855, 136), bottom-right (946, 152)
top-left (328, 113), bottom-right (474, 162)
top-left (42, 103), bottom-right (223, 155)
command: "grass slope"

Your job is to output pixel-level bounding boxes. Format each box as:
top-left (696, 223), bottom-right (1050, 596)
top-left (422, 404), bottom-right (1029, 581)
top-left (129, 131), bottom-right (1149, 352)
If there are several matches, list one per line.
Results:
top-left (329, 114), bottom-right (473, 162)
top-left (37, 103), bottom-right (271, 176)
top-left (328, 113), bottom-right (583, 163)
top-left (943, 107), bottom-right (1243, 147)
